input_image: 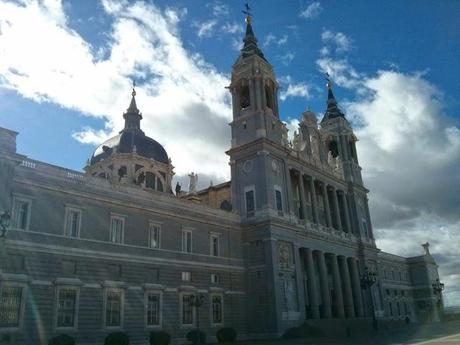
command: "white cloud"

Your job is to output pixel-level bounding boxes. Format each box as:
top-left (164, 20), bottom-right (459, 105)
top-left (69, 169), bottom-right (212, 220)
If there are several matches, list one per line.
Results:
top-left (207, 1), bottom-right (229, 17)
top-left (193, 19), bottom-right (218, 38)
top-left (316, 57), bottom-right (362, 89)
top-left (344, 70), bottom-right (460, 305)
top-left (299, 2), bottom-right (323, 19)
top-left (279, 75), bottom-right (310, 101)
top-left (264, 33), bottom-right (288, 47)
top-left (0, 0), bottom-right (232, 183)
top-left (321, 29), bottom-right (352, 53)
top-left (278, 52), bottom-right (295, 66)
top-left (221, 22), bottom-right (243, 35)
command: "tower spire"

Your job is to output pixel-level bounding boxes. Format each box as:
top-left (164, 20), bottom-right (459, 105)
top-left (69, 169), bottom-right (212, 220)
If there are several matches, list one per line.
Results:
top-left (321, 73), bottom-right (346, 123)
top-left (122, 80), bottom-right (143, 132)
top-left (240, 2), bottom-right (266, 61)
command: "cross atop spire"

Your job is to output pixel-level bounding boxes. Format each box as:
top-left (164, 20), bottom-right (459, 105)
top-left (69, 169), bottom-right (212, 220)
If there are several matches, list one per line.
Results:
top-left (123, 81), bottom-right (143, 132)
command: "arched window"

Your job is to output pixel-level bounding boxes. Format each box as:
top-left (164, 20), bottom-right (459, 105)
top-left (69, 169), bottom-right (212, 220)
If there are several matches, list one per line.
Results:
top-left (328, 140), bottom-right (339, 158)
top-left (265, 85), bottom-right (273, 109)
top-left (145, 172), bottom-right (156, 190)
top-left (240, 84), bottom-right (250, 109)
top-left (118, 166), bottom-right (127, 178)
top-left (137, 172), bottom-right (145, 185)
top-left (157, 178), bottom-right (164, 192)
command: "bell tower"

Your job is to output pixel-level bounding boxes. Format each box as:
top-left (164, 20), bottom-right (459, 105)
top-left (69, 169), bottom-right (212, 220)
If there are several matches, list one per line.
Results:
top-left (319, 78), bottom-right (374, 240)
top-left (229, 14), bottom-right (284, 148)
top-left (320, 78), bottom-right (363, 185)
top-left (227, 11), bottom-right (289, 219)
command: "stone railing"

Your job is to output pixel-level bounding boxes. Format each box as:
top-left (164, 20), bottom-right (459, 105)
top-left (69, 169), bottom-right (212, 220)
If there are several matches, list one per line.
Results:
top-left (302, 220), bottom-right (360, 244)
top-left (18, 158), bottom-right (108, 187)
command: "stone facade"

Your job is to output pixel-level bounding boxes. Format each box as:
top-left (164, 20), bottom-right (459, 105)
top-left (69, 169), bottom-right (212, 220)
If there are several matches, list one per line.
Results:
top-left (0, 16), bottom-right (443, 345)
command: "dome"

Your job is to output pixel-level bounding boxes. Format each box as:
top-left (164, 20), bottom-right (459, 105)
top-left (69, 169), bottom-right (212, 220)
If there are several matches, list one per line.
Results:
top-left (90, 87), bottom-right (169, 166)
top-left (90, 130), bottom-right (169, 165)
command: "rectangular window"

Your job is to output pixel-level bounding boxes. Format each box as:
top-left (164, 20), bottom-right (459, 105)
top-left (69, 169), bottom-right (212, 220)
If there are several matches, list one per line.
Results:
top-left (56, 289), bottom-right (77, 328)
top-left (245, 190), bottom-right (255, 214)
top-left (210, 233), bottom-right (219, 257)
top-left (275, 189), bottom-right (283, 212)
top-left (0, 286), bottom-right (24, 328)
top-left (64, 208), bottom-right (81, 238)
top-left (146, 293), bottom-right (161, 327)
top-left (211, 295), bottom-right (223, 325)
top-left (182, 229), bottom-right (192, 253)
top-left (181, 294), bottom-right (194, 325)
top-left (110, 216), bottom-right (124, 244)
top-left (211, 274), bottom-right (220, 284)
top-left (12, 198), bottom-right (31, 230)
top-left (149, 223), bottom-right (161, 249)
top-left (105, 289), bottom-right (123, 327)
top-left (182, 272), bottom-right (191, 282)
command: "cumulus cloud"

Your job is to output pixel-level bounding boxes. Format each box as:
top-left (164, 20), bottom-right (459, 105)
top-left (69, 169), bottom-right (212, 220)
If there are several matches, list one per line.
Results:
top-left (313, 24), bottom-right (460, 304)
top-left (316, 57), bottom-right (361, 89)
top-left (299, 2), bottom-right (323, 19)
top-left (0, 0), bottom-right (232, 184)
top-left (316, 30), bottom-right (358, 88)
top-left (344, 70), bottom-right (460, 305)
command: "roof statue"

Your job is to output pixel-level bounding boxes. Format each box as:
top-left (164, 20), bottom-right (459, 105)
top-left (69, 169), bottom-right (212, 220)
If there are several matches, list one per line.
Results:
top-left (422, 242), bottom-right (431, 255)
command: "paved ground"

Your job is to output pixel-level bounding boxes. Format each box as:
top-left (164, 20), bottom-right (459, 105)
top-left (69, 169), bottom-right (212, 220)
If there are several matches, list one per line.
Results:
top-left (241, 321), bottom-right (460, 345)
top-left (407, 333), bottom-right (460, 345)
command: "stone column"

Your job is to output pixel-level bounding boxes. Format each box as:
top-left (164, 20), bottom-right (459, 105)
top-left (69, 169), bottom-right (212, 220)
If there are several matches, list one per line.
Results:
top-left (340, 191), bottom-right (352, 233)
top-left (331, 187), bottom-right (343, 231)
top-left (231, 88), bottom-right (238, 118)
top-left (261, 78), bottom-right (267, 110)
top-left (349, 258), bottom-right (364, 317)
top-left (339, 256), bottom-right (355, 318)
top-left (299, 173), bottom-right (308, 221)
top-left (322, 183), bottom-right (332, 228)
top-left (330, 254), bottom-right (345, 318)
top-left (309, 177), bottom-right (319, 224)
top-left (248, 78), bottom-right (256, 111)
top-left (285, 166), bottom-right (295, 218)
top-left (305, 248), bottom-right (320, 318)
top-left (316, 251), bottom-right (332, 318)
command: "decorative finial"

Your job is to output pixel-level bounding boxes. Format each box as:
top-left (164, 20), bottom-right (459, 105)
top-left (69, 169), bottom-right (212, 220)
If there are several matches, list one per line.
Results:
top-left (132, 80), bottom-right (136, 97)
top-left (242, 1), bottom-right (252, 23)
top-left (325, 73), bottom-right (332, 89)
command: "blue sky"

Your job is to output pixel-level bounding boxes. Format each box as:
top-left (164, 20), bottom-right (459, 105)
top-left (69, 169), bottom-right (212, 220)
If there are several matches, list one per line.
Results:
top-left (1, 0), bottom-right (460, 305)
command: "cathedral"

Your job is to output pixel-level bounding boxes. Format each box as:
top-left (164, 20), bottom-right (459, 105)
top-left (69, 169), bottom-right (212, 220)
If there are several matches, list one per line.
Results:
top-left (0, 12), bottom-right (443, 345)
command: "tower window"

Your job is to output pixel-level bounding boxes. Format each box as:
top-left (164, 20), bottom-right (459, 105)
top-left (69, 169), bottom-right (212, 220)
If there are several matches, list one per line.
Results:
top-left (245, 189), bottom-right (255, 215)
top-left (265, 85), bottom-right (273, 109)
top-left (118, 166), bottom-right (127, 179)
top-left (146, 172), bottom-right (156, 189)
top-left (328, 140), bottom-right (339, 158)
top-left (240, 85), bottom-right (250, 109)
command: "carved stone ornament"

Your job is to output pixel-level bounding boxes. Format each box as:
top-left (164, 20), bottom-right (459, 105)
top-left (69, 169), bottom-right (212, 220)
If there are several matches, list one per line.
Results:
top-left (243, 159), bottom-right (253, 173)
top-left (278, 241), bottom-right (293, 270)
top-left (271, 159), bottom-right (279, 173)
